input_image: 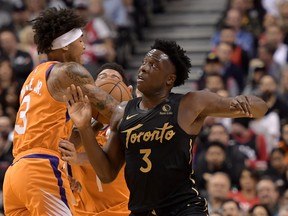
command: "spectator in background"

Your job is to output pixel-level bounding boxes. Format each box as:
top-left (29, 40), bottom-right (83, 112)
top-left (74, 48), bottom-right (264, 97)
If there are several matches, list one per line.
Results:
top-left (218, 25), bottom-right (250, 78)
top-left (242, 58), bottom-right (266, 96)
top-left (278, 1), bottom-right (288, 45)
top-left (250, 75), bottom-right (286, 153)
top-left (263, 148), bottom-right (288, 192)
top-left (248, 204), bottom-right (272, 216)
top-left (206, 172), bottom-right (231, 214)
top-left (196, 52), bottom-right (224, 90)
top-left (277, 122), bottom-right (288, 165)
top-left (10, 0), bottom-right (30, 34)
top-left (279, 64), bottom-right (288, 101)
top-left (196, 123), bottom-right (246, 187)
top-left (204, 73), bottom-right (226, 93)
top-left (0, 29), bottom-right (33, 87)
top-left (19, 25), bottom-right (46, 66)
top-left (211, 8), bottom-right (255, 57)
top-left (229, 167), bottom-right (259, 212)
top-left (74, 0), bottom-right (116, 77)
top-left (257, 74), bottom-right (288, 128)
top-left (280, 188), bottom-right (288, 209)
top-left (214, 42), bottom-right (244, 93)
top-left (230, 117), bottom-right (268, 170)
top-left (261, 25), bottom-right (288, 68)
top-left (256, 177), bottom-right (280, 216)
top-left (194, 141), bottom-right (234, 194)
top-left (0, 115), bottom-right (13, 215)
top-left (278, 206), bottom-right (288, 216)
top-left (221, 199), bottom-right (243, 216)
top-left (103, 0), bottom-right (133, 68)
top-left (257, 43), bottom-right (281, 83)
top-left (0, 56), bottom-right (20, 122)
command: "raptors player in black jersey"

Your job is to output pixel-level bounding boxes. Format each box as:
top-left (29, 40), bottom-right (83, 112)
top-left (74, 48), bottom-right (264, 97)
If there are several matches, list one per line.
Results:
top-left (64, 40), bottom-right (268, 216)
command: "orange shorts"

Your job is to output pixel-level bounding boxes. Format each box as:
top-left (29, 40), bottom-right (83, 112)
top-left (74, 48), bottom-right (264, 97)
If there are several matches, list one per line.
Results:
top-left (3, 153), bottom-right (75, 216)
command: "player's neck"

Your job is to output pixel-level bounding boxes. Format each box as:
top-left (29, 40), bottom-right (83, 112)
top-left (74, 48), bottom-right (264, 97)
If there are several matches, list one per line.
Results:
top-left (140, 93), bottom-right (170, 110)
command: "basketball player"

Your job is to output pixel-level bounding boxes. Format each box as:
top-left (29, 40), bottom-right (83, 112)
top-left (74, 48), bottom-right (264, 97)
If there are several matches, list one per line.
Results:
top-left (59, 63), bottom-right (131, 216)
top-left (3, 8), bottom-right (118, 216)
top-left (65, 39), bottom-right (268, 216)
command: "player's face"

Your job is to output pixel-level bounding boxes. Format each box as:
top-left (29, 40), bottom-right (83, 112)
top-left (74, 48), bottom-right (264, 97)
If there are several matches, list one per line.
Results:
top-left (97, 69), bottom-right (123, 82)
top-left (66, 35), bottom-right (85, 64)
top-left (137, 49), bottom-right (175, 95)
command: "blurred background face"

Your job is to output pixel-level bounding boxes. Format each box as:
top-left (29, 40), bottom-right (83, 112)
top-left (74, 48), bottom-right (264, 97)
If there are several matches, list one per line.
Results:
top-left (251, 206), bottom-right (270, 216)
top-left (222, 201), bottom-right (241, 216)
top-left (269, 150), bottom-right (285, 172)
top-left (256, 179), bottom-right (279, 206)
top-left (265, 26), bottom-right (283, 47)
top-left (259, 75), bottom-right (277, 98)
top-left (205, 145), bottom-right (226, 168)
top-left (282, 124), bottom-right (288, 144)
top-left (208, 125), bottom-right (229, 144)
top-left (205, 75), bottom-right (224, 93)
top-left (239, 169), bottom-right (257, 190)
top-left (0, 60), bottom-right (13, 81)
top-left (225, 9), bottom-right (242, 30)
top-left (207, 173), bottom-right (231, 200)
top-left (216, 43), bottom-right (233, 64)
top-left (263, 14), bottom-right (277, 29)
top-left (0, 31), bottom-right (17, 54)
top-left (220, 29), bottom-right (236, 44)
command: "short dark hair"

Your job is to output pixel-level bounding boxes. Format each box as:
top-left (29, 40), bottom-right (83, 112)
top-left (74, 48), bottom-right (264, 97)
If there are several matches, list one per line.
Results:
top-left (29, 7), bottom-right (86, 54)
top-left (150, 39), bottom-right (192, 87)
top-left (249, 204), bottom-right (272, 216)
top-left (96, 62), bottom-right (129, 86)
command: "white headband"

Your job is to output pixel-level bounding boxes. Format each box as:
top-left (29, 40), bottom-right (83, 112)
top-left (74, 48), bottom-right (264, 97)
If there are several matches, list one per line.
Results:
top-left (51, 28), bottom-right (83, 50)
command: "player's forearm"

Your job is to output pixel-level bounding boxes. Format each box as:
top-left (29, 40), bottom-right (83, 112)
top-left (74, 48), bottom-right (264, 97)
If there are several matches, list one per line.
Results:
top-left (84, 83), bottom-right (119, 120)
top-left (76, 152), bottom-right (90, 165)
top-left (78, 125), bottom-right (117, 183)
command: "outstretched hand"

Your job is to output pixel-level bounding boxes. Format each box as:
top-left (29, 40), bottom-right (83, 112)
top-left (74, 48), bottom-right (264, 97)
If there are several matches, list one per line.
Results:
top-left (63, 84), bottom-right (92, 129)
top-left (230, 95), bottom-right (253, 117)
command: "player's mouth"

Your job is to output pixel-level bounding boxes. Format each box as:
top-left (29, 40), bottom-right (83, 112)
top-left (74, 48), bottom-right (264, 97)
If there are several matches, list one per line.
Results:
top-left (137, 74), bottom-right (144, 82)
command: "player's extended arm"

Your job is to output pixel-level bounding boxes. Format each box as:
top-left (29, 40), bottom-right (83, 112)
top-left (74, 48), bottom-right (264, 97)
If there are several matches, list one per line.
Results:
top-left (64, 85), bottom-right (125, 183)
top-left (48, 62), bottom-right (119, 120)
top-left (189, 90), bottom-right (268, 118)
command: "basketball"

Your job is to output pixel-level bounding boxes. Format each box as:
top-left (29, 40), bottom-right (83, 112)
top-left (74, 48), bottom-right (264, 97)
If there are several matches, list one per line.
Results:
top-left (94, 78), bottom-right (132, 124)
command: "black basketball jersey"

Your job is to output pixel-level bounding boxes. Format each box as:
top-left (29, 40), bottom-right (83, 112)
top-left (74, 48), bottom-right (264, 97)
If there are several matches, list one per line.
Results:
top-left (119, 93), bottom-right (207, 215)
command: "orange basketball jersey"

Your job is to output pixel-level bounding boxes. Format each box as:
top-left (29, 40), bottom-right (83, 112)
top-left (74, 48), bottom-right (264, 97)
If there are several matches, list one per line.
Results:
top-left (13, 61), bottom-right (73, 159)
top-left (72, 126), bottom-right (130, 216)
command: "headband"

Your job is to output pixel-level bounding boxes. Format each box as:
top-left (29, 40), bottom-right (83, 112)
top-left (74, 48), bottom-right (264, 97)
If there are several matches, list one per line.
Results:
top-left (51, 28), bottom-right (83, 50)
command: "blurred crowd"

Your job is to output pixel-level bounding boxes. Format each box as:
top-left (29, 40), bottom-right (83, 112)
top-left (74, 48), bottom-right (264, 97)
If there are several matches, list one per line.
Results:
top-left (193, 0), bottom-right (288, 216)
top-left (0, 0), bottom-right (288, 216)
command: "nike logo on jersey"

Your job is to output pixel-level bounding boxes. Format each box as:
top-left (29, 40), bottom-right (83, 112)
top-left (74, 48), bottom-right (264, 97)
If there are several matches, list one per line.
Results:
top-left (126, 113), bottom-right (138, 120)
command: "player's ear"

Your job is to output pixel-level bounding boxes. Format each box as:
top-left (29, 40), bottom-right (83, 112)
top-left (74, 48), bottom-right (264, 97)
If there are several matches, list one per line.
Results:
top-left (128, 85), bottom-right (133, 95)
top-left (167, 74), bottom-right (176, 85)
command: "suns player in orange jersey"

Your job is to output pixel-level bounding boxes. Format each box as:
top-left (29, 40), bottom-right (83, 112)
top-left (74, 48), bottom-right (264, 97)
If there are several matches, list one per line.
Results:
top-left (59, 62), bottom-right (132, 216)
top-left (2, 8), bottom-right (119, 216)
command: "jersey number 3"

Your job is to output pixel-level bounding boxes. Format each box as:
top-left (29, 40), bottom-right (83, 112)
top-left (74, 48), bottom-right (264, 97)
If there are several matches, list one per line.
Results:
top-left (140, 149), bottom-right (152, 173)
top-left (15, 95), bottom-right (30, 134)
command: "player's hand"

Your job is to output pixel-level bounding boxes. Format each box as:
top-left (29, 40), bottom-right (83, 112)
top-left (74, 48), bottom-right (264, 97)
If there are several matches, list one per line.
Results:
top-left (63, 84), bottom-right (92, 129)
top-left (229, 95), bottom-right (253, 117)
top-left (59, 139), bottom-right (79, 165)
top-left (68, 175), bottom-right (82, 193)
